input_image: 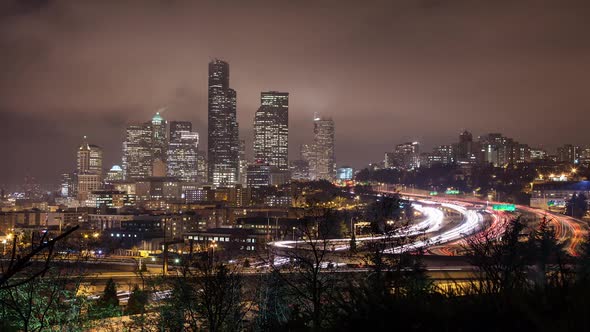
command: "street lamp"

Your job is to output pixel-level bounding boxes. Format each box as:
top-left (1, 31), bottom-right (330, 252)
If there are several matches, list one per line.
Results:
top-left (209, 241), bottom-right (218, 264)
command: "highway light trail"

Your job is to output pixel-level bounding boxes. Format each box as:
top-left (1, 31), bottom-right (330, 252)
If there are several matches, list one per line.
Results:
top-left (386, 203), bottom-right (484, 254)
top-left (270, 200), bottom-right (486, 254)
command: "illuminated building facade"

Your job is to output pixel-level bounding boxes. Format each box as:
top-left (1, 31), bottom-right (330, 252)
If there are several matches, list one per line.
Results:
top-left (151, 111), bottom-right (167, 162)
top-left (207, 59), bottom-right (239, 186)
top-left (77, 137), bottom-right (103, 201)
top-left (123, 122), bottom-right (153, 180)
top-left (337, 167), bottom-right (353, 180)
top-left (384, 142), bottom-right (420, 170)
top-left (478, 133), bottom-right (531, 166)
top-left (253, 91), bottom-right (289, 171)
top-left (238, 139), bottom-right (248, 185)
top-left (246, 163), bottom-right (271, 188)
top-left (105, 165), bottom-right (124, 183)
top-left (167, 121), bottom-right (199, 182)
top-left (60, 172), bottom-right (76, 198)
top-left (310, 115), bottom-right (335, 180)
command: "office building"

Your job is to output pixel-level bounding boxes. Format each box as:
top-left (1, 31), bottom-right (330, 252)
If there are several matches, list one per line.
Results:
top-left (123, 122), bottom-right (153, 180)
top-left (207, 59), bottom-right (239, 186)
top-left (167, 121), bottom-right (199, 182)
top-left (253, 91), bottom-right (289, 171)
top-left (76, 137), bottom-right (103, 201)
top-left (105, 165), bottom-right (124, 183)
top-left (310, 114), bottom-right (335, 180)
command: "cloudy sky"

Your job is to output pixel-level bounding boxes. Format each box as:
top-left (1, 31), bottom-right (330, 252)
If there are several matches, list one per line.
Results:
top-left (1, 0), bottom-right (590, 187)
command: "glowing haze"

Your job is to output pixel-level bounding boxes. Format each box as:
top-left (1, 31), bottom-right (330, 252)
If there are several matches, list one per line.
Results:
top-left (1, 0), bottom-right (590, 186)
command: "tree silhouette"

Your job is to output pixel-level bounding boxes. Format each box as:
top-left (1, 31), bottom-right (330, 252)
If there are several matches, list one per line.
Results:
top-left (126, 284), bottom-right (148, 315)
top-left (566, 193), bottom-right (588, 218)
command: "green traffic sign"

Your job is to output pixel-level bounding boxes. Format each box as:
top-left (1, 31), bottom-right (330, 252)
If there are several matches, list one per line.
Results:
top-left (492, 204), bottom-right (516, 212)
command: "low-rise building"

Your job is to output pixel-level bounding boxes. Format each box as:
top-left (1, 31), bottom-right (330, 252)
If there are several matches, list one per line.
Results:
top-left (531, 181), bottom-right (590, 211)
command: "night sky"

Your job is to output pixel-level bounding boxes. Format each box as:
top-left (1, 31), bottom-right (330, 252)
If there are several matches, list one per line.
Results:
top-left (1, 0), bottom-right (590, 188)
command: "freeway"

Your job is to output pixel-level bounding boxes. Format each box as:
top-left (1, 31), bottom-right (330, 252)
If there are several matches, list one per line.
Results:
top-left (269, 198), bottom-right (491, 254)
top-left (398, 190), bottom-right (588, 256)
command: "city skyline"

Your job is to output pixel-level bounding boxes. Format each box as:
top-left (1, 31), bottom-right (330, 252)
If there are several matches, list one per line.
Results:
top-left (2, 0), bottom-right (590, 186)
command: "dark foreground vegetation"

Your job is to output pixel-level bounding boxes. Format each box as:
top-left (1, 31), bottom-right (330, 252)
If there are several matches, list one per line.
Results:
top-left (1, 197), bottom-right (590, 331)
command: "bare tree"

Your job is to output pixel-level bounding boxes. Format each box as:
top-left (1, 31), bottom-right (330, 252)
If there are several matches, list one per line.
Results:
top-left (151, 249), bottom-right (249, 331)
top-left (266, 212), bottom-right (343, 331)
top-left (0, 226), bottom-right (90, 331)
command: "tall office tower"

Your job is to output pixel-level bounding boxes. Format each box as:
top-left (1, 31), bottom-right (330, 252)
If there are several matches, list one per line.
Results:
top-left (310, 114), bottom-right (335, 180)
top-left (253, 91), bottom-right (289, 171)
top-left (123, 123), bottom-right (153, 180)
top-left (238, 139), bottom-right (248, 185)
top-left (207, 59), bottom-right (239, 186)
top-left (76, 137), bottom-right (103, 201)
top-left (167, 121), bottom-right (199, 182)
top-left (151, 111), bottom-right (167, 162)
top-left (77, 136), bottom-right (103, 175)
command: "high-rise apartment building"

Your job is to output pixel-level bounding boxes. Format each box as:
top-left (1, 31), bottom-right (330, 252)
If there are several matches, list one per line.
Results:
top-left (384, 142), bottom-right (420, 170)
top-left (557, 144), bottom-right (581, 164)
top-left (167, 121), bottom-right (199, 182)
top-left (207, 59), bottom-right (239, 186)
top-left (253, 91), bottom-right (289, 171)
top-left (478, 133), bottom-right (530, 166)
top-left (425, 145), bottom-right (455, 167)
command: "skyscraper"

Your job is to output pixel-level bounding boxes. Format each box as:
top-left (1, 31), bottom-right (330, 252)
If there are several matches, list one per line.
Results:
top-left (253, 91), bottom-right (289, 171)
top-left (167, 121), bottom-right (199, 182)
top-left (123, 123), bottom-right (152, 180)
top-left (207, 59), bottom-right (239, 186)
top-left (151, 111), bottom-right (167, 162)
top-left (123, 112), bottom-right (169, 180)
top-left (77, 136), bottom-right (103, 201)
top-left (77, 136), bottom-right (103, 175)
top-left (310, 114), bottom-right (335, 180)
